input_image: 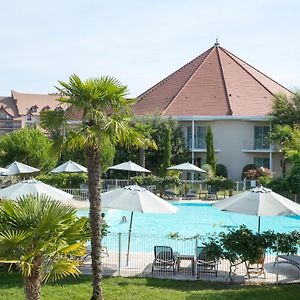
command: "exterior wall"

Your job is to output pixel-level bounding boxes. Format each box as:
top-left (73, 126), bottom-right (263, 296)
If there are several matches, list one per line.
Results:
top-left (20, 115), bottom-right (39, 128)
top-left (180, 119), bottom-right (281, 180)
top-left (0, 121), bottom-right (22, 134)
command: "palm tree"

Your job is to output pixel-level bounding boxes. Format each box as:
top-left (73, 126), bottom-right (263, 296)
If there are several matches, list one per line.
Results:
top-left (41, 74), bottom-right (144, 300)
top-left (0, 195), bottom-right (90, 300)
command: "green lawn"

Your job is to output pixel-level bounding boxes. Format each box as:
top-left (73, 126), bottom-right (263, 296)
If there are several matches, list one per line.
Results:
top-left (1, 271), bottom-right (300, 300)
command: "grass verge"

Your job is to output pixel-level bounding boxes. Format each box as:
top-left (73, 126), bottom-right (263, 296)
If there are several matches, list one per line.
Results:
top-left (1, 271), bottom-right (300, 300)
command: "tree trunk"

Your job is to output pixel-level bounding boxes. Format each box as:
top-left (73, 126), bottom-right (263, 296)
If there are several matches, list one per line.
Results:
top-left (86, 145), bottom-right (103, 300)
top-left (24, 265), bottom-right (41, 300)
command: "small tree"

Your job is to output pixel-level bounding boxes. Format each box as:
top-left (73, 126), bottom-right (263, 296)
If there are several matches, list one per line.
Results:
top-left (116, 116), bottom-right (189, 176)
top-left (283, 162), bottom-right (300, 201)
top-left (269, 125), bottom-right (300, 176)
top-left (0, 127), bottom-right (57, 172)
top-left (0, 196), bottom-right (90, 300)
top-left (205, 126), bottom-right (216, 173)
top-left (270, 91), bottom-right (300, 127)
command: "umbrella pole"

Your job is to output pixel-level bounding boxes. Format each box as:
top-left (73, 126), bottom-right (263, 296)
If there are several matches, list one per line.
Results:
top-left (126, 211), bottom-right (134, 266)
top-left (258, 216), bottom-right (261, 234)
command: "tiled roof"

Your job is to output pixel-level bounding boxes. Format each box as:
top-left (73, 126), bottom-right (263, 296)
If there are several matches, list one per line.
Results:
top-left (0, 96), bottom-right (19, 118)
top-left (134, 44), bottom-right (292, 117)
top-left (11, 90), bottom-right (66, 116)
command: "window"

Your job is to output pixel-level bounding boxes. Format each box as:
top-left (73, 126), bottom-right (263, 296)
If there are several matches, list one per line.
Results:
top-left (27, 114), bottom-right (32, 121)
top-left (4, 120), bottom-right (13, 128)
top-left (187, 125), bottom-right (207, 149)
top-left (254, 157), bottom-right (270, 169)
top-left (195, 157), bottom-right (202, 167)
top-left (254, 126), bottom-right (270, 149)
top-left (30, 105), bottom-right (38, 113)
top-left (0, 111), bottom-right (12, 120)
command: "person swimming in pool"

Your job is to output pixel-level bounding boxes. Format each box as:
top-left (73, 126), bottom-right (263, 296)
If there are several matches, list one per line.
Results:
top-left (121, 216), bottom-right (127, 222)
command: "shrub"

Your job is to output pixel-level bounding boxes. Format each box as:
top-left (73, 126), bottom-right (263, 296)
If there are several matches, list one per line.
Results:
top-left (201, 164), bottom-right (215, 178)
top-left (241, 164), bottom-right (257, 179)
top-left (133, 174), bottom-right (180, 196)
top-left (267, 177), bottom-right (285, 193)
top-left (243, 167), bottom-right (273, 182)
top-left (216, 164), bottom-right (228, 178)
top-left (206, 176), bottom-right (233, 191)
top-left (36, 173), bottom-right (87, 188)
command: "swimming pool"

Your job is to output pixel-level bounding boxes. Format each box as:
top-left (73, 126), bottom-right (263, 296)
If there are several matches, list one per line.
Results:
top-left (78, 202), bottom-right (300, 236)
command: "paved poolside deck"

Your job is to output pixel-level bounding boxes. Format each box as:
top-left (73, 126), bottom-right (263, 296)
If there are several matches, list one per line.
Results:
top-left (79, 251), bottom-right (300, 284)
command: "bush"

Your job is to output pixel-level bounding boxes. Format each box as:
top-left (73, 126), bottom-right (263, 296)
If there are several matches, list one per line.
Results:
top-left (201, 164), bottom-right (215, 178)
top-left (170, 226), bottom-right (300, 264)
top-left (267, 177), bottom-right (285, 193)
top-left (133, 174), bottom-right (180, 196)
top-left (258, 175), bottom-right (272, 186)
top-left (283, 163), bottom-right (300, 197)
top-left (36, 173), bottom-right (88, 188)
top-left (206, 176), bottom-right (233, 191)
top-left (243, 167), bottom-right (273, 182)
top-left (0, 127), bottom-right (57, 172)
top-left (216, 164), bottom-right (228, 178)
top-left (241, 164), bottom-right (257, 179)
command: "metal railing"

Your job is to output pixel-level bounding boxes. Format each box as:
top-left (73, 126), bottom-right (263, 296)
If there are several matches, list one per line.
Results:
top-left (243, 139), bottom-right (280, 152)
top-left (62, 180), bottom-right (256, 201)
top-left (79, 232), bottom-right (300, 284)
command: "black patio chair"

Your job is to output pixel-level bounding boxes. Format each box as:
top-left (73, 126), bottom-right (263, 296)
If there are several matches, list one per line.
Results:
top-left (151, 246), bottom-right (178, 273)
top-left (196, 246), bottom-right (218, 277)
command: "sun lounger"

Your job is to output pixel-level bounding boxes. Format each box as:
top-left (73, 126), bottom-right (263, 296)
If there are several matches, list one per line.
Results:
top-left (207, 186), bottom-right (218, 200)
top-left (163, 189), bottom-right (178, 199)
top-left (151, 246), bottom-right (178, 273)
top-left (186, 189), bottom-right (197, 199)
top-left (196, 246), bottom-right (218, 277)
top-left (274, 254), bottom-right (300, 270)
top-left (83, 244), bottom-right (109, 262)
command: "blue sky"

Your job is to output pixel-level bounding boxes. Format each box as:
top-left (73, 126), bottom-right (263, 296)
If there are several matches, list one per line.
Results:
top-left (1, 0), bottom-right (299, 96)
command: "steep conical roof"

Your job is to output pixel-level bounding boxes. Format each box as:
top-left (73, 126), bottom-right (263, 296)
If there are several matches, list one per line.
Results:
top-left (134, 44), bottom-right (292, 117)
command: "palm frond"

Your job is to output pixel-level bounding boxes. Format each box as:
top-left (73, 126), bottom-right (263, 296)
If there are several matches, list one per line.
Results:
top-left (0, 195), bottom-right (90, 281)
top-left (43, 258), bottom-right (80, 282)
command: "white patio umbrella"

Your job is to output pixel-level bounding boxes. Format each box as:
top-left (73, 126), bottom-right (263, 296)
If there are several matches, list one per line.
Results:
top-left (50, 160), bottom-right (87, 173)
top-left (167, 162), bottom-right (206, 173)
top-left (213, 186), bottom-right (300, 233)
top-left (108, 161), bottom-right (151, 180)
top-left (167, 162), bottom-right (206, 193)
top-left (0, 167), bottom-right (8, 174)
top-left (0, 179), bottom-right (89, 208)
top-left (1, 161), bottom-right (40, 176)
top-left (101, 185), bottom-right (178, 265)
top-left (109, 161), bottom-right (151, 173)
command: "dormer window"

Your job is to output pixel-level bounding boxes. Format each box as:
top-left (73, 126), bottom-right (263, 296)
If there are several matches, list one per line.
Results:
top-left (0, 106), bottom-right (13, 120)
top-left (30, 105), bottom-right (38, 113)
top-left (41, 105), bottom-right (51, 111)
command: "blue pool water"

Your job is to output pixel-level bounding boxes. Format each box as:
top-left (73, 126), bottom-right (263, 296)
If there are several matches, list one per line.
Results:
top-left (78, 202), bottom-right (300, 236)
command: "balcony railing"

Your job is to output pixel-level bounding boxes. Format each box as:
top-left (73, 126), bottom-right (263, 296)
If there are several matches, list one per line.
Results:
top-left (186, 138), bottom-right (206, 150)
top-left (0, 120), bottom-right (22, 130)
top-left (243, 139), bottom-right (279, 152)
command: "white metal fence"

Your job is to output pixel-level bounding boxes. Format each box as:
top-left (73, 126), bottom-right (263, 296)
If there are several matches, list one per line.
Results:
top-left (80, 232), bottom-right (300, 284)
top-left (63, 179), bottom-right (257, 201)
